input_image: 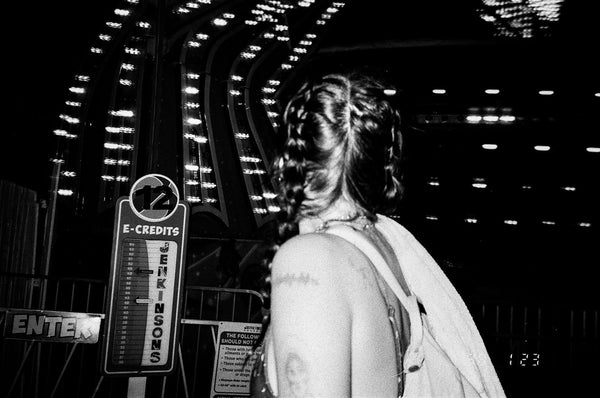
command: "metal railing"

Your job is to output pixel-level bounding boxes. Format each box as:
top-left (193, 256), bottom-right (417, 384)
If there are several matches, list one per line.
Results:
top-left (2, 272), bottom-right (598, 397)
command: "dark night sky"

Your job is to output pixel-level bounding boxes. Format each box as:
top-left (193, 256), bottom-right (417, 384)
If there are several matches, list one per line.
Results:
top-left (1, 1), bottom-right (115, 194)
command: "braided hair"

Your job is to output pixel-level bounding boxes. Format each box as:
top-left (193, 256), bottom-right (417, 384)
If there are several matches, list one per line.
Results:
top-left (256, 73), bottom-right (403, 345)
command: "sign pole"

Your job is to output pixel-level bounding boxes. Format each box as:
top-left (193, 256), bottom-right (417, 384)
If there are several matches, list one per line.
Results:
top-left (127, 377), bottom-right (147, 398)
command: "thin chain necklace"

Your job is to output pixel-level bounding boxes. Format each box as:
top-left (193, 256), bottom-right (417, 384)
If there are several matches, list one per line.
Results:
top-left (314, 213), bottom-right (374, 233)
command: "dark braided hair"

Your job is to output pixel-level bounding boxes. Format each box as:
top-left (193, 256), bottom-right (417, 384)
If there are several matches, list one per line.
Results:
top-left (255, 73), bottom-right (403, 347)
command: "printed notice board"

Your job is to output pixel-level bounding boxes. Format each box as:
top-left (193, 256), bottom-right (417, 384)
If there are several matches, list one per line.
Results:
top-left (211, 322), bottom-right (262, 398)
top-left (102, 174), bottom-right (189, 375)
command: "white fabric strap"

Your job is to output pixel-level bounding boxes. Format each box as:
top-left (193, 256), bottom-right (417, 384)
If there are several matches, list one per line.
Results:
top-left (326, 225), bottom-right (425, 370)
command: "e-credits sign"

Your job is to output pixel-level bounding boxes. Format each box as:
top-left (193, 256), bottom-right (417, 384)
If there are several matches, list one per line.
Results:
top-left (102, 174), bottom-right (189, 375)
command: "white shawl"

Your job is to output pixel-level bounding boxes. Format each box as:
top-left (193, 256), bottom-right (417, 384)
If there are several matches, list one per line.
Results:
top-left (376, 214), bottom-right (506, 398)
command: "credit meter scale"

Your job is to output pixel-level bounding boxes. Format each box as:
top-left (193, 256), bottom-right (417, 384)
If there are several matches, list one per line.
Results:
top-left (102, 174), bottom-right (189, 375)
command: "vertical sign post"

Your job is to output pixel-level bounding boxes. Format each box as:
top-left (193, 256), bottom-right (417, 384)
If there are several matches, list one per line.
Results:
top-left (102, 174), bottom-right (189, 388)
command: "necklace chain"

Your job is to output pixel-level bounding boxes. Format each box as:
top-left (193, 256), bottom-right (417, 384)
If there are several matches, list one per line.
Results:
top-left (315, 213), bottom-right (373, 233)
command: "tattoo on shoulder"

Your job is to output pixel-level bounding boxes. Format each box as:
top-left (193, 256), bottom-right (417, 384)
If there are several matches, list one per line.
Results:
top-left (285, 352), bottom-right (314, 397)
top-left (272, 272), bottom-right (319, 287)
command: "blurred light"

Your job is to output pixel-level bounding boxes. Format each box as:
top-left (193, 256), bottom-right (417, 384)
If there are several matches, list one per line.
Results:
top-left (262, 98), bottom-right (276, 105)
top-left (110, 110), bottom-right (134, 117)
top-left (253, 207), bottom-right (268, 214)
top-left (578, 222), bottom-right (591, 228)
top-left (62, 171), bottom-right (76, 177)
top-left (263, 192), bottom-right (277, 199)
top-left (267, 111), bottom-right (279, 118)
top-left (472, 182), bottom-right (487, 189)
top-left (196, 33), bottom-right (209, 40)
top-left (101, 175), bottom-right (115, 181)
top-left (263, 32), bottom-right (275, 39)
top-left (483, 115), bottom-right (499, 122)
top-left (534, 145), bottom-right (551, 151)
top-left (105, 126), bottom-right (134, 134)
top-left (229, 89), bottom-right (242, 96)
top-left (231, 75), bottom-right (243, 81)
top-left (262, 87), bottom-right (276, 94)
top-left (522, 185), bottom-right (533, 190)
top-left (176, 7), bottom-right (189, 14)
top-left (432, 89), bottom-right (446, 94)
top-left (202, 182), bottom-right (217, 188)
top-left (124, 47), bottom-right (141, 55)
top-left (75, 75), bottom-right (90, 82)
top-left (187, 73), bottom-right (200, 79)
top-left (187, 196), bottom-right (201, 203)
top-left (53, 129), bottom-right (77, 139)
top-left (267, 79), bottom-right (280, 86)
top-left (465, 218), bottom-right (478, 224)
top-left (213, 18), bottom-right (227, 26)
top-left (243, 169), bottom-right (266, 175)
top-left (104, 142), bottom-right (133, 150)
top-left (236, 133), bottom-right (250, 139)
top-left (122, 63), bottom-right (135, 70)
top-left (482, 144), bottom-right (498, 150)
top-left (116, 176), bottom-right (129, 182)
top-left (104, 158), bottom-right (131, 166)
top-left (542, 220), bottom-right (556, 225)
top-left (383, 88), bottom-right (397, 96)
top-left (114, 9), bottom-right (130, 16)
top-left (586, 147), bottom-right (600, 153)
top-left (183, 133), bottom-right (207, 143)
top-left (305, 33), bottom-right (317, 39)
top-left (241, 52), bottom-right (256, 59)
top-left (240, 156), bottom-right (261, 163)
top-left (199, 167), bottom-right (212, 173)
top-left (51, 158), bottom-right (65, 164)
top-left (106, 22), bottom-right (122, 29)
top-left (185, 102), bottom-right (200, 108)
top-left (485, 89), bottom-right (500, 94)
top-left (538, 90), bottom-right (554, 96)
top-left (499, 115), bottom-right (516, 122)
top-left (65, 101), bottom-right (81, 107)
top-left (57, 189), bottom-right (74, 196)
top-left (466, 115), bottom-right (482, 123)
top-left (425, 215), bottom-right (438, 221)
top-left (59, 114), bottom-right (80, 124)
top-left (69, 87), bottom-right (85, 94)
top-left (427, 180), bottom-right (440, 187)
top-left (90, 47), bottom-right (103, 54)
top-left (222, 13), bottom-right (235, 19)
top-left (185, 164), bottom-right (199, 171)
top-left (186, 117), bottom-right (202, 125)
top-left (281, 63), bottom-right (292, 70)
top-left (504, 219), bottom-right (518, 225)
top-left (185, 180), bottom-right (199, 185)
top-left (595, 93), bottom-right (600, 98)
top-left (119, 79), bottom-right (133, 86)
top-left (561, 186), bottom-right (576, 192)
top-left (99, 34), bottom-right (112, 41)
top-left (185, 87), bottom-right (199, 94)
top-left (188, 41), bottom-right (201, 48)
top-left (137, 22), bottom-right (151, 29)
top-left (268, 206), bottom-right (281, 212)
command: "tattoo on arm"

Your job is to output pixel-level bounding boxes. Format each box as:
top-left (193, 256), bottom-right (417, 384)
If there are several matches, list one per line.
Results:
top-left (284, 352), bottom-right (314, 397)
top-left (272, 272), bottom-right (319, 287)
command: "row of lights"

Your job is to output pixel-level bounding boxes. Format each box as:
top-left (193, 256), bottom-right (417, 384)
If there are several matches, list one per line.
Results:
top-left (181, 11), bottom-right (238, 205)
top-left (56, 1), bottom-right (142, 198)
top-left (100, 28), bottom-right (150, 193)
top-left (424, 215), bottom-right (591, 228)
top-left (426, 178), bottom-right (589, 192)
top-left (429, 88), bottom-right (599, 97)
top-left (480, 144), bottom-right (600, 153)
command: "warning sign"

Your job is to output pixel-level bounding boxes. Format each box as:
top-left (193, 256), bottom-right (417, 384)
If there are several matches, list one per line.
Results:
top-left (211, 322), bottom-right (262, 398)
top-left (102, 174), bottom-right (189, 376)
